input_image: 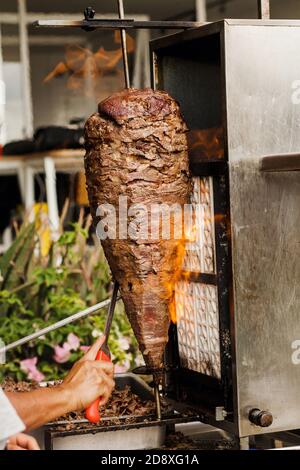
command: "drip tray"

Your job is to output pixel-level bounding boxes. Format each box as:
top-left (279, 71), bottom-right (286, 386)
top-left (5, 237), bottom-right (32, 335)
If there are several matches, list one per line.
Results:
top-left (30, 374), bottom-right (197, 450)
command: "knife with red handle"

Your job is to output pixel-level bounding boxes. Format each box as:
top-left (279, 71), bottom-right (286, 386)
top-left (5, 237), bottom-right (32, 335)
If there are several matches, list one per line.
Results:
top-left (85, 281), bottom-right (119, 423)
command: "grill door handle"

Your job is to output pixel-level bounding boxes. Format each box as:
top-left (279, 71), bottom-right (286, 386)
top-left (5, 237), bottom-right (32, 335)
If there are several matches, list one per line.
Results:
top-left (260, 153), bottom-right (300, 172)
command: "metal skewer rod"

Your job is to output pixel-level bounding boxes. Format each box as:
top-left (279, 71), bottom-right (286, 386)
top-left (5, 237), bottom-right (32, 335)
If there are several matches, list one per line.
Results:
top-left (117, 0), bottom-right (130, 88)
top-left (154, 384), bottom-right (162, 421)
top-left (104, 281), bottom-right (119, 337)
top-left (0, 296), bottom-right (118, 354)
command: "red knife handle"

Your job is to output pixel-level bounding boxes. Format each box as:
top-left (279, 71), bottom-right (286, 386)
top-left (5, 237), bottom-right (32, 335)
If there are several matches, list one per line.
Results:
top-left (85, 349), bottom-right (111, 423)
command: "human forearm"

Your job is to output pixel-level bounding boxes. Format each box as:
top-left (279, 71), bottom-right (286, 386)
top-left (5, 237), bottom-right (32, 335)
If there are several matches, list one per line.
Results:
top-left (3, 337), bottom-right (114, 431)
top-left (5, 385), bottom-right (73, 430)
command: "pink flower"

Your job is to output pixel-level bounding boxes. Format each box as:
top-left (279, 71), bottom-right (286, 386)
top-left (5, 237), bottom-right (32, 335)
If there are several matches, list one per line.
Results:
top-left (53, 333), bottom-right (80, 363)
top-left (119, 337), bottom-right (130, 351)
top-left (134, 355), bottom-right (145, 367)
top-left (80, 345), bottom-right (90, 353)
top-left (114, 364), bottom-right (128, 373)
top-left (20, 357), bottom-right (45, 382)
top-left (53, 344), bottom-right (71, 363)
top-left (67, 333), bottom-right (80, 351)
top-left (114, 359), bottom-right (130, 374)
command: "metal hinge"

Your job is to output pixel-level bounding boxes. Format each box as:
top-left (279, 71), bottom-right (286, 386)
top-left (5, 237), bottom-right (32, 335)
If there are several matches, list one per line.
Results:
top-left (215, 406), bottom-right (228, 421)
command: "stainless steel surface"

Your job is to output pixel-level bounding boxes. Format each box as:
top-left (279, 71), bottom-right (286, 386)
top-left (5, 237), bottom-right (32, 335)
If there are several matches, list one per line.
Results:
top-left (51, 425), bottom-right (166, 450)
top-left (257, 0), bottom-right (270, 19)
top-left (260, 153), bottom-right (300, 172)
top-left (225, 22), bottom-right (300, 437)
top-left (117, 0), bottom-right (130, 88)
top-left (34, 19), bottom-right (204, 30)
top-left (0, 297), bottom-right (114, 353)
top-left (215, 406), bottom-right (227, 422)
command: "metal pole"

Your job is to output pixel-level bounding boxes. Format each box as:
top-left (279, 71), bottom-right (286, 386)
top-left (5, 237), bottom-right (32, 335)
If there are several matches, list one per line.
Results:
top-left (104, 281), bottom-right (119, 338)
top-left (117, 0), bottom-right (130, 88)
top-left (0, 24), bottom-right (6, 145)
top-left (0, 12), bottom-right (148, 25)
top-left (132, 28), bottom-right (151, 88)
top-left (18, 0), bottom-right (33, 138)
top-left (257, 0), bottom-right (270, 19)
top-left (0, 297), bottom-right (114, 354)
top-left (195, 0), bottom-right (207, 22)
top-left (154, 385), bottom-right (162, 420)
top-left (44, 157), bottom-right (60, 234)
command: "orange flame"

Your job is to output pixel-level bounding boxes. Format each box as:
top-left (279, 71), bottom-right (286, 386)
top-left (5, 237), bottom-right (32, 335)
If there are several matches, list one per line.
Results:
top-left (164, 129), bottom-right (224, 324)
top-left (166, 237), bottom-right (186, 324)
top-left (187, 127), bottom-right (224, 160)
top-left (162, 208), bottom-right (198, 324)
top-left (43, 31), bottom-right (135, 95)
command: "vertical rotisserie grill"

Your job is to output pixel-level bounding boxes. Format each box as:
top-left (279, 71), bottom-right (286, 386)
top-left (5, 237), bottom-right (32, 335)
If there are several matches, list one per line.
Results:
top-left (151, 19), bottom-right (300, 440)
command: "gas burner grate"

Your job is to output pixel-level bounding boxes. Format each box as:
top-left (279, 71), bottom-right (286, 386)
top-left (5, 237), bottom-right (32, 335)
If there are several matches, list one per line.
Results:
top-left (176, 281), bottom-right (221, 378)
top-left (183, 177), bottom-right (216, 274)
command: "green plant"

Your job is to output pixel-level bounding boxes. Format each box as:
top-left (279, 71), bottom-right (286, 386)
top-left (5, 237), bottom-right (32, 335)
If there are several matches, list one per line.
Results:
top-left (0, 208), bottom-right (141, 383)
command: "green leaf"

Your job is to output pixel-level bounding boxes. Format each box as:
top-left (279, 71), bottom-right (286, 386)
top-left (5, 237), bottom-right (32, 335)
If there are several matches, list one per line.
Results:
top-left (0, 215), bottom-right (139, 382)
top-left (0, 223), bottom-right (31, 285)
top-left (57, 231), bottom-right (76, 247)
top-left (0, 223), bottom-right (35, 293)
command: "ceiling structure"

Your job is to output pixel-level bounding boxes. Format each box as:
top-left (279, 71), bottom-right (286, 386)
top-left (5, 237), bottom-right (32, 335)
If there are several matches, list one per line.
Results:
top-left (0, 0), bottom-right (195, 19)
top-left (0, 0), bottom-right (298, 20)
top-left (0, 1), bottom-right (299, 26)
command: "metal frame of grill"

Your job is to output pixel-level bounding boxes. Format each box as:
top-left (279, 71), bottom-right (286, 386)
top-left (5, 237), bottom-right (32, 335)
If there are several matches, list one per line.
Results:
top-left (151, 21), bottom-right (234, 433)
top-left (151, 18), bottom-right (300, 439)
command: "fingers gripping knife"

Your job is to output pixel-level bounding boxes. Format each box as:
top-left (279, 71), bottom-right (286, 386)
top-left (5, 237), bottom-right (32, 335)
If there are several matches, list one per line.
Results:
top-left (85, 281), bottom-right (119, 423)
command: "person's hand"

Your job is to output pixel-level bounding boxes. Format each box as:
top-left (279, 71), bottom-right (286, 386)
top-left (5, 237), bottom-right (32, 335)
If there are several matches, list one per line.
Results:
top-left (60, 336), bottom-right (115, 411)
top-left (6, 433), bottom-right (40, 450)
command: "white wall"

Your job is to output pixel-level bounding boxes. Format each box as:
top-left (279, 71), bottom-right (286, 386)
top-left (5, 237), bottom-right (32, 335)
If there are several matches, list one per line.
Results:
top-left (3, 62), bottom-right (24, 142)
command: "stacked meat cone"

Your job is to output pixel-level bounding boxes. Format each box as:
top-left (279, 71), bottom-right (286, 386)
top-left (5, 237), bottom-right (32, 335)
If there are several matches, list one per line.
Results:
top-left (84, 88), bottom-right (191, 376)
